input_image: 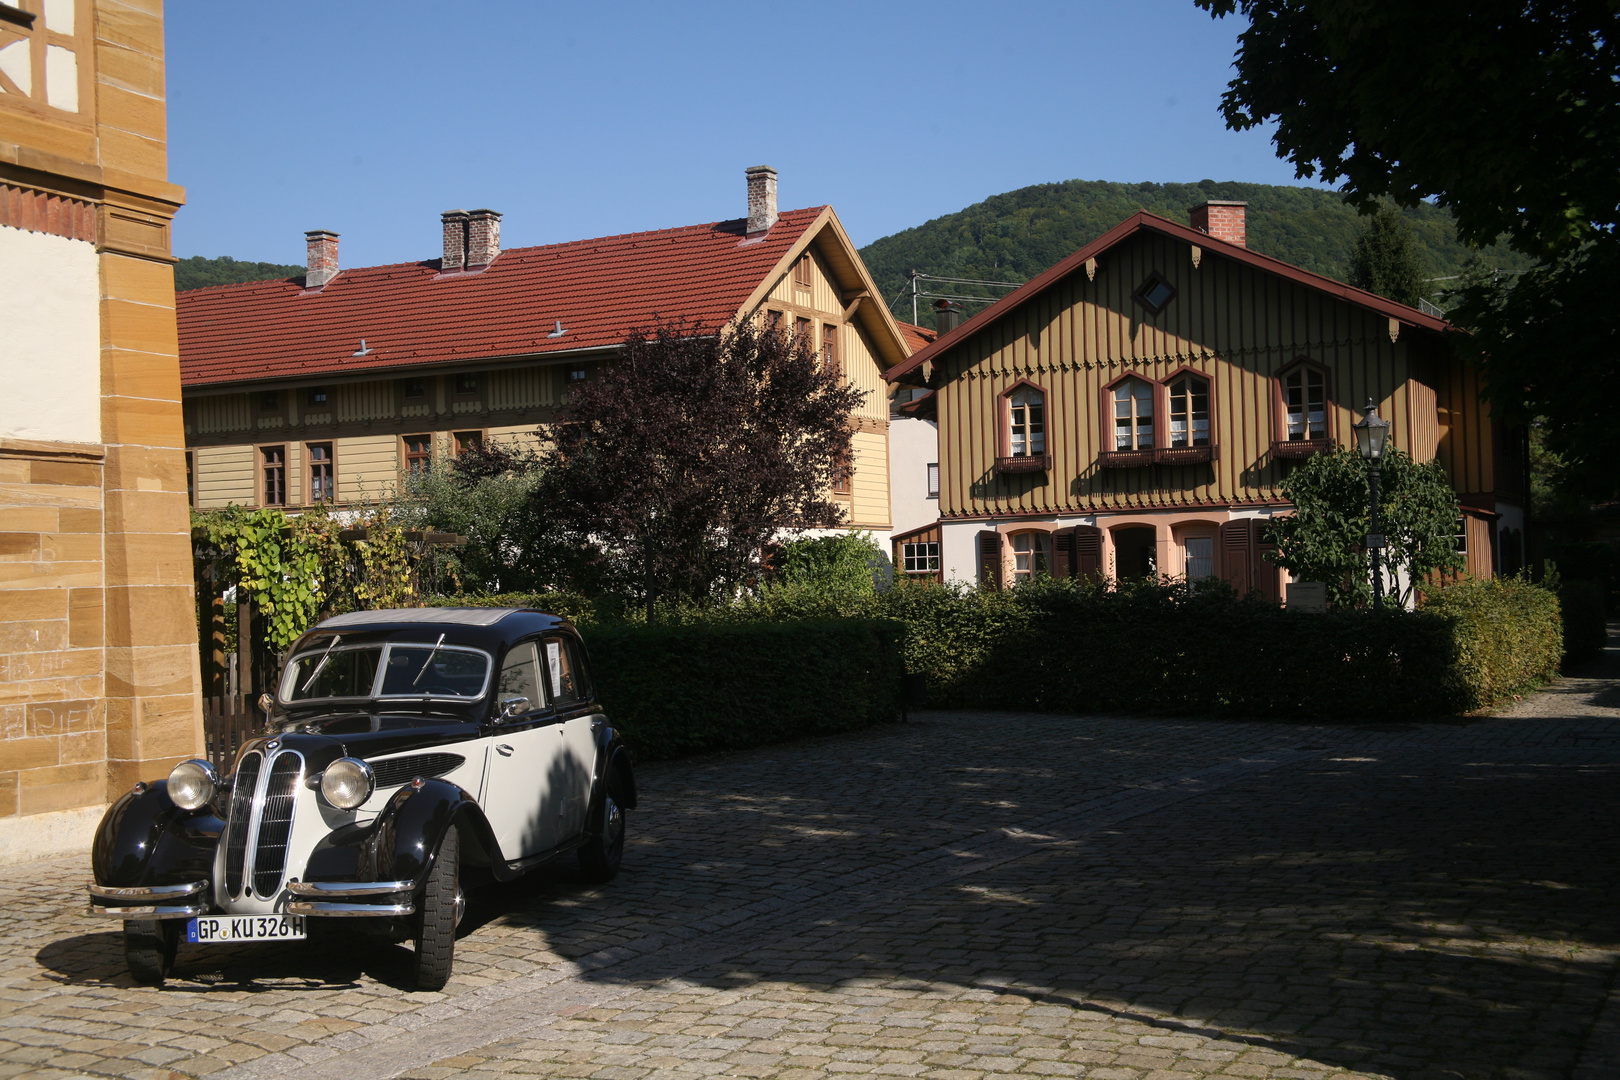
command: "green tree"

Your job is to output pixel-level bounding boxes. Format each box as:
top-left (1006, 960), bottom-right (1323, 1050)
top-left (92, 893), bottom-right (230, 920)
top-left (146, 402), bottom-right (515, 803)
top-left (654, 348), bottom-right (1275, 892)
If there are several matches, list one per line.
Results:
top-left (398, 440), bottom-right (549, 594)
top-left (1197, 0), bottom-right (1620, 501)
top-left (537, 318), bottom-right (866, 610)
top-left (1347, 203), bottom-right (1428, 307)
top-left (1266, 448), bottom-right (1463, 609)
top-left (174, 255), bottom-right (303, 291)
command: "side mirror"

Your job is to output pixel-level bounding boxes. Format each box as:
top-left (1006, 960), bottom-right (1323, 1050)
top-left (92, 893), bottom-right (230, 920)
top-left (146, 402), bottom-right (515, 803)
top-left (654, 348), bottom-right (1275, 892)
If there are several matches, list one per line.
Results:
top-left (499, 696), bottom-right (530, 719)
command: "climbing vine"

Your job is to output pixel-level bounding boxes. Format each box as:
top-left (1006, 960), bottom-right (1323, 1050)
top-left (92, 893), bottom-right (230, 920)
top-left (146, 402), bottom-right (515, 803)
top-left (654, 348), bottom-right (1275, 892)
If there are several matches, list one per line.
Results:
top-left (191, 504), bottom-right (426, 651)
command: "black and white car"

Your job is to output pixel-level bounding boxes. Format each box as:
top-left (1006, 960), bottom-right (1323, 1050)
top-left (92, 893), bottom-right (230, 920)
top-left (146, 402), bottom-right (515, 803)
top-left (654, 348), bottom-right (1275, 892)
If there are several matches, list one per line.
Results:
top-left (85, 608), bottom-right (636, 989)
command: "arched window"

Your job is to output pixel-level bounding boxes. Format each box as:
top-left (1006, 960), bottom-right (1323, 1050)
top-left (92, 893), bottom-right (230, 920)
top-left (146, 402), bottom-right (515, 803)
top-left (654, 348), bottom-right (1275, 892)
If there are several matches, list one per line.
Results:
top-left (1008, 386), bottom-right (1046, 458)
top-left (1113, 377), bottom-right (1155, 450)
top-left (1011, 532), bottom-right (1051, 581)
top-left (1167, 373), bottom-right (1210, 448)
top-left (1283, 366), bottom-right (1327, 441)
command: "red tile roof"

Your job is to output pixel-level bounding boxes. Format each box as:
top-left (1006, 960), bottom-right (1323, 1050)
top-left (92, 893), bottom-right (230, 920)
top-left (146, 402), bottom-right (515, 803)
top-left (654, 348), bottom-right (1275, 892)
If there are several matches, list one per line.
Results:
top-left (895, 320), bottom-right (936, 353)
top-left (179, 208), bottom-right (827, 388)
top-left (884, 210), bottom-right (1455, 383)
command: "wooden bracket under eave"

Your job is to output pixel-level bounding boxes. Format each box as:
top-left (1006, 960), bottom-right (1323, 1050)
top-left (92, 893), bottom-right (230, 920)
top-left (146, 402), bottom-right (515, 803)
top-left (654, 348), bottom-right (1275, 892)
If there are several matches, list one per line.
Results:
top-left (1085, 257), bottom-right (1097, 281)
top-left (1388, 317), bottom-right (1401, 343)
top-left (1190, 245), bottom-right (1202, 269)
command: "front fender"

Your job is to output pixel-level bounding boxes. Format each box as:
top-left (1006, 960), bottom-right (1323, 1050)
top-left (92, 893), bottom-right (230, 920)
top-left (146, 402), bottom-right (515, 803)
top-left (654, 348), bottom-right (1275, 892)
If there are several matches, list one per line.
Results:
top-left (373, 779), bottom-right (496, 887)
top-left (91, 782), bottom-right (222, 888)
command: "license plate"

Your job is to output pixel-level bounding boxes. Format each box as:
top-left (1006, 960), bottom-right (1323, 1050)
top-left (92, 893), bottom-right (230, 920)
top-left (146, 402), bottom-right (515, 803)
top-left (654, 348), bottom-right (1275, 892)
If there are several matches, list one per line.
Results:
top-left (187, 914), bottom-right (306, 943)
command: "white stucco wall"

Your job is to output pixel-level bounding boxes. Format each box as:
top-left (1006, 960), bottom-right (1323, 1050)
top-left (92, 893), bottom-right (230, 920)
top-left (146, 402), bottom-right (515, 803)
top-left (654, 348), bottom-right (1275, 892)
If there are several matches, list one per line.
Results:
top-left (887, 415), bottom-right (939, 539)
top-left (0, 225), bottom-right (101, 444)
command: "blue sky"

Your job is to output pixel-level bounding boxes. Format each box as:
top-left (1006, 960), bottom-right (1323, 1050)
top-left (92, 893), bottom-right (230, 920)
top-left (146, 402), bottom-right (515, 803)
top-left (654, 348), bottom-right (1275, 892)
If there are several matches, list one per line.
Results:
top-left (166, 0), bottom-right (1320, 269)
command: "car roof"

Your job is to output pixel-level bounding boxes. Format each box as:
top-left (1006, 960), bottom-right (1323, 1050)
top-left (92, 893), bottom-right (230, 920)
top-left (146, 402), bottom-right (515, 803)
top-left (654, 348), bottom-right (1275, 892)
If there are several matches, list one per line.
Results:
top-left (300, 608), bottom-right (568, 651)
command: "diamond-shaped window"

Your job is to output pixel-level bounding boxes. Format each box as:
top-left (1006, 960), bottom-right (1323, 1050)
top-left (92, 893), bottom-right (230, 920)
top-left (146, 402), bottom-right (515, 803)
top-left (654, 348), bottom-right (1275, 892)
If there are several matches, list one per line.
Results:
top-left (1132, 272), bottom-right (1177, 315)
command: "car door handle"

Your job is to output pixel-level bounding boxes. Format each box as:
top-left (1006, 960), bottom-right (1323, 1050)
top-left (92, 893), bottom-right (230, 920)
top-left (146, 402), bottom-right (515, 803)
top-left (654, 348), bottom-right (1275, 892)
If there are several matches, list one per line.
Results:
top-left (496, 743), bottom-right (514, 756)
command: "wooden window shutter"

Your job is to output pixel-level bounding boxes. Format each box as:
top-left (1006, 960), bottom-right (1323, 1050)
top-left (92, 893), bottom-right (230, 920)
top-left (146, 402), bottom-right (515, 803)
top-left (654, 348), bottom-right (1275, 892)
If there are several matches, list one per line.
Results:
top-left (1219, 520), bottom-right (1253, 595)
top-left (1072, 525), bottom-right (1102, 580)
top-left (1053, 529), bottom-right (1074, 579)
top-left (977, 530), bottom-right (1002, 590)
top-left (1251, 519), bottom-right (1282, 604)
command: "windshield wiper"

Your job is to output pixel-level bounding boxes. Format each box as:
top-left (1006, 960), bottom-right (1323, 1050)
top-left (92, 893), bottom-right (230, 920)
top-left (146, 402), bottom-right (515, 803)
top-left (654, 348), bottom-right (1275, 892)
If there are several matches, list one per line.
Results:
top-left (299, 634), bottom-right (343, 693)
top-left (412, 633), bottom-right (447, 687)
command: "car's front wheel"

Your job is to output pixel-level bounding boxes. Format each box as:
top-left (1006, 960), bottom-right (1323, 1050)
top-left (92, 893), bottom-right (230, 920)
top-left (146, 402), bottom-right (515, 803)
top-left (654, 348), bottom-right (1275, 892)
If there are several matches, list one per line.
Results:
top-left (412, 826), bottom-right (459, 991)
top-left (577, 766), bottom-right (627, 883)
top-left (124, 919), bottom-right (179, 986)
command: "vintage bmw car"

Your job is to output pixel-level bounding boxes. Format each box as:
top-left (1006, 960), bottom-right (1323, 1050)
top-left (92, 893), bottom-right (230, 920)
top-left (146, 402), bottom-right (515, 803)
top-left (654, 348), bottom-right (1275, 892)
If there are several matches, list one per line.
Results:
top-left (85, 608), bottom-right (636, 989)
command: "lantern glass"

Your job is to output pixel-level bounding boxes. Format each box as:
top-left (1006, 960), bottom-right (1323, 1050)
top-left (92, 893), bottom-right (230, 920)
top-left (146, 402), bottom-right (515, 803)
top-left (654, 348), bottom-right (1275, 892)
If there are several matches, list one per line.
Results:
top-left (1354, 401), bottom-right (1390, 463)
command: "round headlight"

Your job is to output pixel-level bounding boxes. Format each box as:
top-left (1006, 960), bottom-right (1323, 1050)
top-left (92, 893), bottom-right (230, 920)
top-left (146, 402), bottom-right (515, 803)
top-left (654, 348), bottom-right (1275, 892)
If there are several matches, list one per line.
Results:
top-left (168, 759), bottom-right (218, 811)
top-left (321, 757), bottom-right (374, 810)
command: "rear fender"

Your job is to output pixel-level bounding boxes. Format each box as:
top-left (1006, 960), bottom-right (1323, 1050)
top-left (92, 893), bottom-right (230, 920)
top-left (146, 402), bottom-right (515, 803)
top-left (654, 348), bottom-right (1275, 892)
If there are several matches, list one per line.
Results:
top-left (91, 782), bottom-right (223, 888)
top-left (584, 726), bottom-right (637, 836)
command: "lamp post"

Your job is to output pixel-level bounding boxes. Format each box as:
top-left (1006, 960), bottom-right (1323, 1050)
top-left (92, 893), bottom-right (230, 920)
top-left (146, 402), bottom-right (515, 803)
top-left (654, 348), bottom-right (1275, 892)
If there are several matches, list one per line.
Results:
top-left (1352, 399), bottom-right (1392, 612)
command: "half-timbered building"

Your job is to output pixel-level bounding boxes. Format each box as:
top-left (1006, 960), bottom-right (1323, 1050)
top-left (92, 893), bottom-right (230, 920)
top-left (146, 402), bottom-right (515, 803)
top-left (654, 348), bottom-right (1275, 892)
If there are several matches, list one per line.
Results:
top-left (883, 201), bottom-right (1523, 593)
top-left (178, 168), bottom-right (911, 536)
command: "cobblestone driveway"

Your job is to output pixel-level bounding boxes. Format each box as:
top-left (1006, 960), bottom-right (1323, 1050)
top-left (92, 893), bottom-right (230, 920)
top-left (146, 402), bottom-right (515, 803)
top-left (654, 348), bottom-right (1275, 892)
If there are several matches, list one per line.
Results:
top-left (3, 643), bottom-right (1618, 1080)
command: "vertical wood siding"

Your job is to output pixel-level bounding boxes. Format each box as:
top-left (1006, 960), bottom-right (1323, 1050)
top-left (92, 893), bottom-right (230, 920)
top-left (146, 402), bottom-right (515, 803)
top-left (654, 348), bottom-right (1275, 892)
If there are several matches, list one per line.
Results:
top-left (848, 429), bottom-right (890, 529)
top-left (337, 381), bottom-right (394, 423)
top-left (488, 367), bottom-right (555, 410)
top-left (935, 231), bottom-right (1446, 519)
top-left (196, 394), bottom-right (250, 434)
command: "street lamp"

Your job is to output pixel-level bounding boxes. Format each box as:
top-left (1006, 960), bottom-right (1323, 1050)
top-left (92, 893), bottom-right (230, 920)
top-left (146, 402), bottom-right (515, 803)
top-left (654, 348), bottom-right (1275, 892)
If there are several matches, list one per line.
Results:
top-left (1352, 398), bottom-right (1391, 612)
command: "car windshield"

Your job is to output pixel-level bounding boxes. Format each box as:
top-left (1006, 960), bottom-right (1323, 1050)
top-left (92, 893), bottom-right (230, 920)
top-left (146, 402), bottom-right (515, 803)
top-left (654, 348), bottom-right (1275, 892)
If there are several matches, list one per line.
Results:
top-left (279, 642), bottom-right (492, 703)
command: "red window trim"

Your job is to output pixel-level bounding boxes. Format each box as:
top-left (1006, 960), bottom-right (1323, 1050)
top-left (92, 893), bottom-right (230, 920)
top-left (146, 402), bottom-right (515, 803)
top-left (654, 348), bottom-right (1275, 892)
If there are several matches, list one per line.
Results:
top-left (996, 377), bottom-right (1051, 473)
top-left (1272, 357), bottom-right (1336, 455)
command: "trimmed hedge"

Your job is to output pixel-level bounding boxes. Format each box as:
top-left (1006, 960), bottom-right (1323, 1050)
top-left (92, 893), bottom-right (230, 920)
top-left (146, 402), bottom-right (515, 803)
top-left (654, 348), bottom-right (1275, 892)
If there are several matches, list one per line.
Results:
top-left (421, 590), bottom-right (601, 627)
top-left (1419, 577), bottom-right (1563, 705)
top-left (580, 618), bottom-right (904, 761)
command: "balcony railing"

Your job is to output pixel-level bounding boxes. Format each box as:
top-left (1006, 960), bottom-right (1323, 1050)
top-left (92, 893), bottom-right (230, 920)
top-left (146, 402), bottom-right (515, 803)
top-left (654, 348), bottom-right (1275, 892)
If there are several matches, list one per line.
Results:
top-left (1271, 438), bottom-right (1334, 459)
top-left (994, 454), bottom-right (1051, 473)
top-left (1096, 449), bottom-right (1155, 468)
top-left (1153, 444), bottom-right (1217, 465)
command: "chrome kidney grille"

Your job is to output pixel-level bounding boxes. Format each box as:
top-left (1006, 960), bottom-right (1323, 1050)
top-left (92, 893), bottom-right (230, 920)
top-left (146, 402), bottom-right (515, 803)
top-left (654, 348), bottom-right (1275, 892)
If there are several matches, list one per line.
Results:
top-left (221, 748), bottom-right (304, 900)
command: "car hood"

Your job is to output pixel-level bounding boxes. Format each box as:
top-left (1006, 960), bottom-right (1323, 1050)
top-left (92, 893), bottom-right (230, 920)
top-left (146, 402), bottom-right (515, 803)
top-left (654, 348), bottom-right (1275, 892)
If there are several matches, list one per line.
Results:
top-left (273, 712), bottom-right (484, 762)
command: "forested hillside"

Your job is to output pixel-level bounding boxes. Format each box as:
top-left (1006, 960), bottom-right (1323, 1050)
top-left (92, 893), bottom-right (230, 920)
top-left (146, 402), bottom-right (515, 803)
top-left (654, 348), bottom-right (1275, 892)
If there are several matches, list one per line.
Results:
top-left (174, 255), bottom-right (302, 291)
top-left (857, 179), bottom-right (1531, 323)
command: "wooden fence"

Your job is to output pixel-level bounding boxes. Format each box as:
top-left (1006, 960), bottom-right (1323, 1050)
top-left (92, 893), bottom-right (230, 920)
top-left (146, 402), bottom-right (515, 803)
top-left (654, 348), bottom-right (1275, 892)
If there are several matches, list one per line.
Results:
top-left (202, 696), bottom-right (263, 771)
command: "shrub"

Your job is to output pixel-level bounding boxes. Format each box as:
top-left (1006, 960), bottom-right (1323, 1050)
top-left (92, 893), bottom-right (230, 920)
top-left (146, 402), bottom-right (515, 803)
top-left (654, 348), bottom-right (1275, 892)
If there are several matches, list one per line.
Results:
top-left (581, 618), bottom-right (904, 761)
top-left (1420, 577), bottom-right (1563, 705)
top-left (421, 590), bottom-right (603, 628)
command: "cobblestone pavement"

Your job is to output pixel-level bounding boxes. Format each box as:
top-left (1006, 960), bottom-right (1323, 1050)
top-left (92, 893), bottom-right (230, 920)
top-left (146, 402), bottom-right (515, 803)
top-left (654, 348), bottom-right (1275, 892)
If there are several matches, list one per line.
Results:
top-left (3, 630), bottom-right (1618, 1080)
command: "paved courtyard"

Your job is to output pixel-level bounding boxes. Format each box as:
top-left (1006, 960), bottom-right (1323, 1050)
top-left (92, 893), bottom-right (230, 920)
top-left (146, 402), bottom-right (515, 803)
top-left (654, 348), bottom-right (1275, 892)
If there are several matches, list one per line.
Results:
top-left (2, 635), bottom-right (1618, 1080)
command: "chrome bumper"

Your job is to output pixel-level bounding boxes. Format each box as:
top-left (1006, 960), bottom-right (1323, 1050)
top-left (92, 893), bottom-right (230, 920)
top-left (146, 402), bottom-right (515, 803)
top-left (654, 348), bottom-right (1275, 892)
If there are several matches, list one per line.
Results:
top-left (86, 880), bottom-right (209, 919)
top-left (285, 879), bottom-right (416, 917)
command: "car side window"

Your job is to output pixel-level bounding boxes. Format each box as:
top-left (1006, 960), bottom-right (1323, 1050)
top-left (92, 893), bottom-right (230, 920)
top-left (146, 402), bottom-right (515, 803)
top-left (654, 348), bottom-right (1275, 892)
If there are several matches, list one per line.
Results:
top-left (542, 637), bottom-right (588, 707)
top-left (496, 641), bottom-right (544, 716)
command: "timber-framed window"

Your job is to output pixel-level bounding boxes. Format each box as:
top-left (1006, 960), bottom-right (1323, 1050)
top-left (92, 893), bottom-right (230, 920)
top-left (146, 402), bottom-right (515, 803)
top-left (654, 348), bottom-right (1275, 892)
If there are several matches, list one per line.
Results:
top-left (1113, 376), bottom-right (1155, 451)
top-left (793, 253), bottom-right (812, 289)
top-left (1167, 373), bottom-right (1210, 448)
top-left (831, 448), bottom-right (852, 496)
top-left (1183, 535), bottom-right (1215, 581)
top-left (996, 381), bottom-right (1050, 473)
top-left (259, 445), bottom-right (287, 507)
top-left (1011, 531), bottom-right (1052, 582)
top-left (453, 372), bottom-right (480, 397)
top-left (307, 442), bottom-right (334, 503)
top-left (403, 434), bottom-right (433, 475)
top-left (1132, 271), bottom-right (1177, 315)
top-left (1273, 360), bottom-right (1334, 458)
top-left (453, 430), bottom-right (484, 457)
top-left (902, 541), bottom-right (940, 576)
top-left (822, 324), bottom-right (840, 379)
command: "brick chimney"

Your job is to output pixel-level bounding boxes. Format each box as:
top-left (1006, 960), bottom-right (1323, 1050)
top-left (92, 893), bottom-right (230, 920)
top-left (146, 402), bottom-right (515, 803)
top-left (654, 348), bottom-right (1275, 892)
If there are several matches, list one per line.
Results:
top-left (1189, 200), bottom-right (1247, 247)
top-left (746, 165), bottom-right (777, 235)
top-left (305, 229), bottom-right (339, 288)
top-left (441, 209), bottom-right (469, 270)
top-left (466, 209), bottom-right (501, 268)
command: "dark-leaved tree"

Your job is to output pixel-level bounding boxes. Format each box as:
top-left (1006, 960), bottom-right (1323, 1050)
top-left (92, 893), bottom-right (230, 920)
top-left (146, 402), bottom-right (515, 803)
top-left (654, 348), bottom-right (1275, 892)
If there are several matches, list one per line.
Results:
top-left (1266, 447), bottom-right (1463, 609)
top-left (1347, 204), bottom-right (1428, 307)
top-left (1198, 0), bottom-right (1620, 502)
top-left (538, 318), bottom-right (866, 610)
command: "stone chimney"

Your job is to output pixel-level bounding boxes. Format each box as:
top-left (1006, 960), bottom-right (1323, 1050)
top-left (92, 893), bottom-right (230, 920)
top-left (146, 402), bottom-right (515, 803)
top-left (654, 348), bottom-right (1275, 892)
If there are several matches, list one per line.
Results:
top-left (1189, 200), bottom-right (1247, 247)
top-left (441, 209), bottom-right (469, 271)
top-left (305, 229), bottom-right (339, 288)
top-left (746, 165), bottom-right (778, 235)
top-left (466, 209), bottom-right (501, 268)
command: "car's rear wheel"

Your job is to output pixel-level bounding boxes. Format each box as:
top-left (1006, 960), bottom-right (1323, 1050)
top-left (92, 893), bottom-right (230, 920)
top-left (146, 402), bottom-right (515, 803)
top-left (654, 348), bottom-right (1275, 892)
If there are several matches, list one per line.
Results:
top-left (124, 919), bottom-right (179, 986)
top-left (412, 826), bottom-right (459, 990)
top-left (577, 766), bottom-right (627, 883)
